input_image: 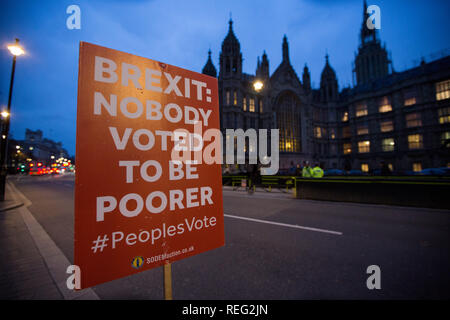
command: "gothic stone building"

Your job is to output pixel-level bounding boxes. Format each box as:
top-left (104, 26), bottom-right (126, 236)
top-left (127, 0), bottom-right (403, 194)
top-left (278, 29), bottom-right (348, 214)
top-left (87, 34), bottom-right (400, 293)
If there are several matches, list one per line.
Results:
top-left (202, 5), bottom-right (450, 174)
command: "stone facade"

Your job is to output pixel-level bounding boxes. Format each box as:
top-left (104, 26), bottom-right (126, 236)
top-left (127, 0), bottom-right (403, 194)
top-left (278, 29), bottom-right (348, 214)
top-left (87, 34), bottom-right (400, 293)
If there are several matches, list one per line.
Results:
top-left (202, 4), bottom-right (450, 173)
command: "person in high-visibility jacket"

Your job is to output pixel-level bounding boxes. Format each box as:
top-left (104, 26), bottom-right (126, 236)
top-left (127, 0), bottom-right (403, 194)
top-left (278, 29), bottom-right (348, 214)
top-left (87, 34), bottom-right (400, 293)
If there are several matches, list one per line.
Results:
top-left (311, 163), bottom-right (324, 178)
top-left (302, 161), bottom-right (313, 178)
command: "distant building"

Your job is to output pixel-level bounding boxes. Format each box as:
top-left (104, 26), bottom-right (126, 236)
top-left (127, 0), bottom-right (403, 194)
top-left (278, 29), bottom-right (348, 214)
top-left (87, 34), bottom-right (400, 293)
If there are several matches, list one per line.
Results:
top-left (202, 1), bottom-right (450, 173)
top-left (8, 129), bottom-right (70, 169)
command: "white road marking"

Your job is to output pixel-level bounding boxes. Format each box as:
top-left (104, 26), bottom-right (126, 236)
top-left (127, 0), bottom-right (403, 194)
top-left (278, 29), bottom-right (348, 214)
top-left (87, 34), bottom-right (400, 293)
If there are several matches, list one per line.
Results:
top-left (224, 213), bottom-right (343, 236)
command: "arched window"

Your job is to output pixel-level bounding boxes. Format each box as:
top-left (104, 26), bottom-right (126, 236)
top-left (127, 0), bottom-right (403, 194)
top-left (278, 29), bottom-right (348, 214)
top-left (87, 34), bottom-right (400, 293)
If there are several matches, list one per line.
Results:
top-left (276, 91), bottom-right (301, 153)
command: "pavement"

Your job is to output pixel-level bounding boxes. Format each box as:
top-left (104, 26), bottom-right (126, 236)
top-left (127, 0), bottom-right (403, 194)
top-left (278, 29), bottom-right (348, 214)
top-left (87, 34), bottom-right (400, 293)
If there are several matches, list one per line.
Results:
top-left (0, 196), bottom-right (23, 212)
top-left (1, 174), bottom-right (450, 300)
top-left (0, 179), bottom-right (98, 300)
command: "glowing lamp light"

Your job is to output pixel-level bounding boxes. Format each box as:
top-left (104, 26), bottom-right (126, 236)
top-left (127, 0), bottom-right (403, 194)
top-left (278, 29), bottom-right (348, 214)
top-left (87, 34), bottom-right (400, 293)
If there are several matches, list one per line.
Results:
top-left (7, 44), bottom-right (25, 56)
top-left (253, 80), bottom-right (264, 92)
top-left (1, 111), bottom-right (9, 118)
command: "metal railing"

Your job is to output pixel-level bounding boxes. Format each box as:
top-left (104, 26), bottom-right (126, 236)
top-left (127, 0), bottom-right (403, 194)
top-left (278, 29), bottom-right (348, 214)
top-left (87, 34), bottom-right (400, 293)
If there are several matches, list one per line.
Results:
top-left (223, 175), bottom-right (297, 194)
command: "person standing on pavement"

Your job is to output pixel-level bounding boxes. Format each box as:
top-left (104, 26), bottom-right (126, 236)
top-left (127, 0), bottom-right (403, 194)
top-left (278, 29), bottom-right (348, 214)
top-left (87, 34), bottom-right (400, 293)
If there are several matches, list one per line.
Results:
top-left (302, 161), bottom-right (313, 178)
top-left (312, 163), bottom-right (324, 178)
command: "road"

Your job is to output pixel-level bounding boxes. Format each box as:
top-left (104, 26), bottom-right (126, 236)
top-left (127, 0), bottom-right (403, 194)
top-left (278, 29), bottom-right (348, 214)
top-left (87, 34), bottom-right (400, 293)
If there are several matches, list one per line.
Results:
top-left (8, 173), bottom-right (450, 299)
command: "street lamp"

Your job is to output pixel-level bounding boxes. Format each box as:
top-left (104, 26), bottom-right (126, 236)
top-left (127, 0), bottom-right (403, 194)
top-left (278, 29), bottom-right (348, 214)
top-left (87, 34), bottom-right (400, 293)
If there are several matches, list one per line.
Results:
top-left (7, 43), bottom-right (25, 57)
top-left (0, 38), bottom-right (25, 201)
top-left (253, 80), bottom-right (264, 92)
top-left (252, 79), bottom-right (265, 180)
top-left (1, 111), bottom-right (10, 119)
top-left (252, 79), bottom-right (264, 128)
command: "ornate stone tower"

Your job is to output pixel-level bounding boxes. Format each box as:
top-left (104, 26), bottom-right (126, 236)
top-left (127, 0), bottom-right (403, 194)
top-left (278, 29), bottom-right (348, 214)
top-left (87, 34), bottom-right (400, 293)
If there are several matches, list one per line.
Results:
top-left (282, 35), bottom-right (290, 64)
top-left (256, 51), bottom-right (269, 80)
top-left (201, 49), bottom-right (217, 78)
top-left (218, 18), bottom-right (246, 132)
top-left (219, 18), bottom-right (242, 80)
top-left (320, 54), bottom-right (339, 102)
top-left (353, 0), bottom-right (391, 85)
top-left (302, 64), bottom-right (311, 94)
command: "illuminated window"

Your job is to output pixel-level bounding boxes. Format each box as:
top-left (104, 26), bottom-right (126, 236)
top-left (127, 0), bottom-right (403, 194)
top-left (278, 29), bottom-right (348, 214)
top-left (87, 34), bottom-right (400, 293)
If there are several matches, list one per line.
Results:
top-left (343, 143), bottom-right (352, 154)
top-left (361, 163), bottom-right (369, 172)
top-left (404, 88), bottom-right (417, 106)
top-left (357, 124), bottom-right (369, 135)
top-left (379, 96), bottom-right (392, 113)
top-left (380, 120), bottom-right (394, 132)
top-left (314, 127), bottom-right (322, 138)
top-left (405, 113), bottom-right (422, 128)
top-left (285, 141), bottom-right (292, 151)
top-left (259, 100), bottom-right (263, 113)
top-left (226, 90), bottom-right (230, 105)
top-left (436, 79), bottom-right (450, 101)
top-left (243, 97), bottom-right (247, 111)
top-left (355, 102), bottom-right (368, 117)
top-left (358, 140), bottom-right (370, 153)
top-left (330, 128), bottom-right (336, 139)
top-left (441, 131), bottom-right (450, 147)
top-left (388, 163), bottom-right (394, 172)
top-left (438, 107), bottom-right (450, 124)
top-left (277, 92), bottom-right (301, 153)
top-left (249, 98), bottom-right (255, 112)
top-left (341, 111), bottom-right (349, 122)
top-left (233, 90), bottom-right (237, 105)
top-left (408, 134), bottom-right (423, 149)
top-left (381, 138), bottom-right (395, 152)
top-left (412, 162), bottom-right (422, 172)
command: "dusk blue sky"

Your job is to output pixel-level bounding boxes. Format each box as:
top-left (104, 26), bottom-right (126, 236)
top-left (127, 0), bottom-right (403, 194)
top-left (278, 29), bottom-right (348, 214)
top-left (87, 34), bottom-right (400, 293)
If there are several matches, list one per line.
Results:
top-left (0, 0), bottom-right (449, 156)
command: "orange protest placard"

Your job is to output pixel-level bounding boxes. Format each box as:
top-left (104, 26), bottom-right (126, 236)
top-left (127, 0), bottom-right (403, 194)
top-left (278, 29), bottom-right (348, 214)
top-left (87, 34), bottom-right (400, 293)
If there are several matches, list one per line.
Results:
top-left (74, 42), bottom-right (224, 289)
